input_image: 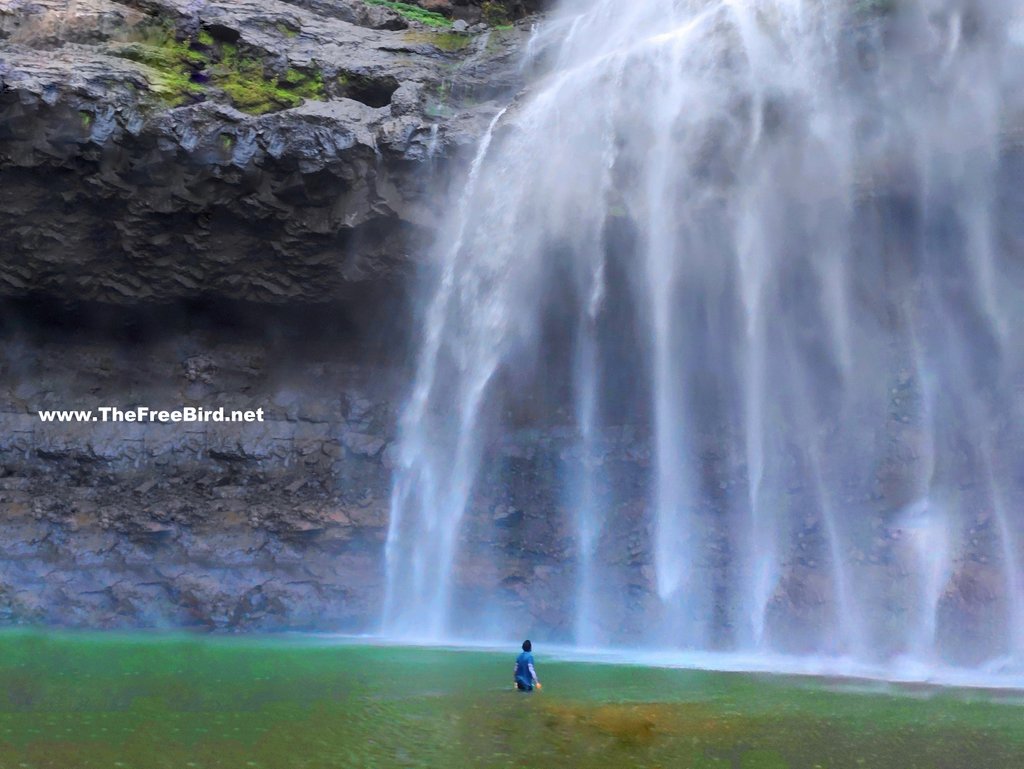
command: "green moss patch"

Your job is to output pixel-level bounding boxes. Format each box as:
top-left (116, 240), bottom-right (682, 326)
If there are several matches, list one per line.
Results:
top-left (113, 22), bottom-right (325, 114)
top-left (481, 1), bottom-right (511, 26)
top-left (403, 29), bottom-right (471, 52)
top-left (365, 0), bottom-right (452, 27)
top-left (212, 43), bottom-right (324, 113)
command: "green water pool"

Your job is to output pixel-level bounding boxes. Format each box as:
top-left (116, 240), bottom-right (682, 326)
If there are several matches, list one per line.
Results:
top-left (0, 631), bottom-right (1022, 769)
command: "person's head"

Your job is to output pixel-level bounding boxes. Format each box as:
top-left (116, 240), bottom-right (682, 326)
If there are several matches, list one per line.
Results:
top-left (522, 640), bottom-right (532, 652)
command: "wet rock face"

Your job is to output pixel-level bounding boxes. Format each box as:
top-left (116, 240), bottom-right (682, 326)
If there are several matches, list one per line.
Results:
top-left (1, 94), bottom-right (420, 303)
top-left (0, 298), bottom-right (1018, 650)
top-left (0, 0), bottom-right (535, 631)
top-left (0, 302), bottom-right (399, 631)
top-left (281, 0), bottom-right (548, 27)
top-left (0, 0), bottom-right (531, 304)
top-left (0, 301), bottom-right (581, 634)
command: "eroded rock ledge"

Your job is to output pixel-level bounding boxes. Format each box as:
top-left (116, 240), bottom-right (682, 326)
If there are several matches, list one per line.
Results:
top-left (0, 0), bottom-right (534, 304)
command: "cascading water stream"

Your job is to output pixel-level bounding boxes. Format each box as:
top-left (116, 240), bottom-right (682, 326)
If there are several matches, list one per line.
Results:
top-left (381, 108), bottom-right (509, 638)
top-left (382, 0), bottom-right (1024, 674)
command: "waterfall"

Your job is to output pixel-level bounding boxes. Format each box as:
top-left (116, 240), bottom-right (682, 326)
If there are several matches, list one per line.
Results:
top-left (382, 0), bottom-right (1024, 672)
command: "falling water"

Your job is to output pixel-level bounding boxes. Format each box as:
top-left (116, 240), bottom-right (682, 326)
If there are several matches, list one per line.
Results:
top-left (380, 107), bottom-right (509, 638)
top-left (383, 0), bottom-right (1024, 673)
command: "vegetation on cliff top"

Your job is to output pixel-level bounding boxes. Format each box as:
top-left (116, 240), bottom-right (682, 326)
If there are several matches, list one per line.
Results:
top-left (382, 0), bottom-right (515, 27)
top-left (365, 0), bottom-right (453, 27)
top-left (114, 22), bottom-right (325, 114)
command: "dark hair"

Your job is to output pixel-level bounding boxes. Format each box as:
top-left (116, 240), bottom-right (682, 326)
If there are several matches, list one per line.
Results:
top-left (522, 640), bottom-right (532, 652)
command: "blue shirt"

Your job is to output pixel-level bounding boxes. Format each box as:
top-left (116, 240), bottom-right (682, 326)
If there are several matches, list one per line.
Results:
top-left (515, 651), bottom-right (535, 684)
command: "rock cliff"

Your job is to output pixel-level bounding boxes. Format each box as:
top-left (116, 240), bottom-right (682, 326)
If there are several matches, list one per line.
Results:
top-left (4, 1), bottom-right (1018, 666)
top-left (0, 0), bottom-right (531, 303)
top-left (0, 0), bottom-right (542, 632)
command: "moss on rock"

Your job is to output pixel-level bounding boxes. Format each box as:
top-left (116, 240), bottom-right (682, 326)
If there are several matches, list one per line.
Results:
top-left (365, 0), bottom-right (452, 28)
top-left (111, 23), bottom-right (326, 114)
top-left (403, 29), bottom-right (471, 52)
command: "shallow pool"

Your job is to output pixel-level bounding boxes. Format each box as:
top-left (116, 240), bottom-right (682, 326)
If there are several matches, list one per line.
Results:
top-left (0, 631), bottom-right (1021, 768)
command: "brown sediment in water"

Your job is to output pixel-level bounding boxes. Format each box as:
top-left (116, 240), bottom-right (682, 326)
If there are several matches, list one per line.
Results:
top-left (541, 701), bottom-right (738, 746)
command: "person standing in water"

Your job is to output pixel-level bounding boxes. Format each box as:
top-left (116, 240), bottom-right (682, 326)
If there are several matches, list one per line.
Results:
top-left (513, 640), bottom-right (541, 691)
